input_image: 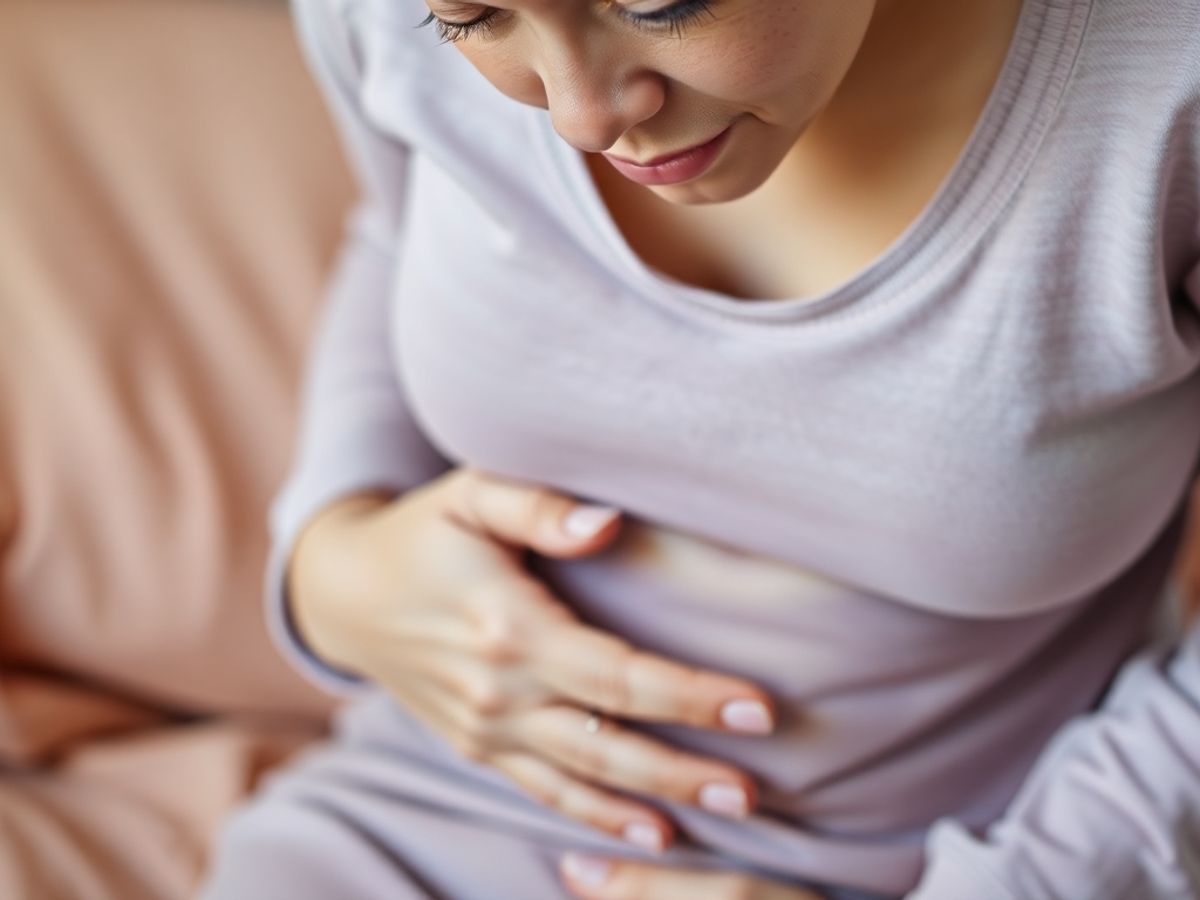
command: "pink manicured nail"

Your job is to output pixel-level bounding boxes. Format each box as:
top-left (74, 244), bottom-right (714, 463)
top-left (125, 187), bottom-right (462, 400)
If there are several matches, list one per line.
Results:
top-left (699, 782), bottom-right (748, 817)
top-left (562, 852), bottom-right (611, 886)
top-left (563, 505), bottom-right (620, 538)
top-left (622, 822), bottom-right (664, 853)
top-left (720, 699), bottom-right (773, 734)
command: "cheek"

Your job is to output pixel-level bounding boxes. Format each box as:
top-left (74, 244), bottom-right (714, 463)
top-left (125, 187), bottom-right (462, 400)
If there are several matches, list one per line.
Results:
top-left (683, 1), bottom-right (874, 110)
top-left (452, 0), bottom-right (874, 117)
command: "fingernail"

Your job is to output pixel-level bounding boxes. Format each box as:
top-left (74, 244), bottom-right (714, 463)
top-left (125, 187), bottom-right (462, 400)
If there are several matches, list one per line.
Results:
top-left (563, 505), bottom-right (620, 539)
top-left (720, 699), bottom-right (773, 734)
top-left (622, 822), bottom-right (664, 853)
top-left (700, 782), bottom-right (748, 818)
top-left (561, 852), bottom-right (611, 886)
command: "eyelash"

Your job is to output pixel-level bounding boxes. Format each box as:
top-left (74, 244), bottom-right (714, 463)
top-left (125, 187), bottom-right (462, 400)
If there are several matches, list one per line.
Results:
top-left (415, 0), bottom-right (718, 45)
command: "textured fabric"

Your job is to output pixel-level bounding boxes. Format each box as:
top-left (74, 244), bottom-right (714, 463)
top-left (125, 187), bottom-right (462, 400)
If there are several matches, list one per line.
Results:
top-left (202, 692), bottom-right (889, 900)
top-left (0, 0), bottom-right (351, 895)
top-left (240, 0), bottom-right (1200, 896)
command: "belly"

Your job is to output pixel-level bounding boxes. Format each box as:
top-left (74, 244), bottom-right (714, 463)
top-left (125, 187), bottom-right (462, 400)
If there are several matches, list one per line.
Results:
top-left (526, 511), bottom-right (1175, 832)
top-left (600, 517), bottom-right (849, 614)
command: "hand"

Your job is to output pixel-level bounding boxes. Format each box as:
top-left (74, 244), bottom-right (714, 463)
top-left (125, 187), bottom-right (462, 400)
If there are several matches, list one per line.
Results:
top-left (1172, 479), bottom-right (1200, 628)
top-left (287, 466), bottom-right (779, 855)
top-left (558, 852), bottom-right (826, 900)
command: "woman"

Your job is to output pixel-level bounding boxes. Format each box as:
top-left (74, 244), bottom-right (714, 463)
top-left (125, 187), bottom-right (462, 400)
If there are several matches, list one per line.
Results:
top-left (200, 0), bottom-right (1200, 897)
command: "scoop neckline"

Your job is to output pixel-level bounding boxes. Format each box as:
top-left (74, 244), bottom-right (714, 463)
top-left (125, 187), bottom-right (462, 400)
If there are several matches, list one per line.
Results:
top-left (529, 0), bottom-right (1092, 330)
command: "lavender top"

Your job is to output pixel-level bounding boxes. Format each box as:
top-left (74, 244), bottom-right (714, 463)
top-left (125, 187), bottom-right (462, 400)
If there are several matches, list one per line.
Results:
top-left (266, 0), bottom-right (1200, 895)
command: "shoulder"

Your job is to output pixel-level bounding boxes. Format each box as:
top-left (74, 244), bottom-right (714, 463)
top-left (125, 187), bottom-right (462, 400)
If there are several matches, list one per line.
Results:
top-left (290, 0), bottom-right (546, 198)
top-left (1061, 0), bottom-right (1200, 184)
top-left (1075, 0), bottom-right (1200, 94)
top-left (289, 0), bottom-right (485, 141)
top-left (289, 0), bottom-right (434, 73)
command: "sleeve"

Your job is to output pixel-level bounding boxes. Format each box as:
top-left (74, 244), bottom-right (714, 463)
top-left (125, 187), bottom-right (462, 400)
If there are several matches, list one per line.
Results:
top-left (907, 608), bottom-right (1200, 899)
top-left (265, 0), bottom-right (453, 695)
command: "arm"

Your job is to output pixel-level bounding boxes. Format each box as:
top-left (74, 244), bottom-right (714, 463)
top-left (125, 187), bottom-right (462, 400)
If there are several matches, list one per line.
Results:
top-left (266, 0), bottom-right (452, 694)
top-left (909, 259), bottom-right (1200, 900)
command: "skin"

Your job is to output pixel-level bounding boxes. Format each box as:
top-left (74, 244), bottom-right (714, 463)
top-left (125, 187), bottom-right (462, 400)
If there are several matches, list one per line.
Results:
top-left (427, 0), bottom-right (1022, 207)
top-left (417, 1), bottom-right (1027, 895)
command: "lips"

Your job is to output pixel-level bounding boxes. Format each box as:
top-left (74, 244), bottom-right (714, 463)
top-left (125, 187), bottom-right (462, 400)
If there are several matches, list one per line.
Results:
top-left (599, 125), bottom-right (733, 187)
top-left (604, 128), bottom-right (729, 168)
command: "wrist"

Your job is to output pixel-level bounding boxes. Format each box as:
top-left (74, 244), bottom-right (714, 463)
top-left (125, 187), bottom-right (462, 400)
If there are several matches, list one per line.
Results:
top-left (286, 491), bottom-right (395, 673)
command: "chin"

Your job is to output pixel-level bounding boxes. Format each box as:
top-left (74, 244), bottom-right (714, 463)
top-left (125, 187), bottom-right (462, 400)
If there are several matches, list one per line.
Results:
top-left (652, 164), bottom-right (777, 206)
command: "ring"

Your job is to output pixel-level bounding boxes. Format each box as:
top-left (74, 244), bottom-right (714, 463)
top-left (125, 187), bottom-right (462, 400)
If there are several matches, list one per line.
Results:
top-left (583, 709), bottom-right (603, 734)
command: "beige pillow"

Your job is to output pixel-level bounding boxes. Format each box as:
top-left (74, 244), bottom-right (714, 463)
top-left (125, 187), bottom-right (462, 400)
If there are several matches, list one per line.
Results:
top-left (0, 0), bottom-right (351, 893)
top-left (0, 0), bottom-right (350, 730)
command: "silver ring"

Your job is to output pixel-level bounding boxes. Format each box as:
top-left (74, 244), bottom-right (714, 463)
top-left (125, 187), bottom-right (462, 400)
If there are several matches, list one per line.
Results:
top-left (583, 709), bottom-right (603, 734)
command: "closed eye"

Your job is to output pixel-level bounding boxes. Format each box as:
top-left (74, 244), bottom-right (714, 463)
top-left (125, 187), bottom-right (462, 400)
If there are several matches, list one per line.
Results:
top-left (415, 0), bottom-right (720, 45)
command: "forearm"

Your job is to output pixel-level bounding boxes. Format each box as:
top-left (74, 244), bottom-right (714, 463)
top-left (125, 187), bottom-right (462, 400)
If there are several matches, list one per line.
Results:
top-left (267, 0), bottom-right (454, 694)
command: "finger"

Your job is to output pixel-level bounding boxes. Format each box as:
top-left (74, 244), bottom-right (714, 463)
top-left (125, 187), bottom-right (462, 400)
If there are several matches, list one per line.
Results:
top-left (527, 616), bottom-right (778, 734)
top-left (382, 679), bottom-right (496, 764)
top-left (443, 467), bottom-right (623, 556)
top-left (394, 676), bottom-right (678, 853)
top-left (558, 853), bottom-right (825, 899)
top-left (514, 705), bottom-right (758, 818)
top-left (488, 751), bottom-right (675, 853)
top-left (379, 647), bottom-right (514, 719)
top-left (378, 660), bottom-right (547, 761)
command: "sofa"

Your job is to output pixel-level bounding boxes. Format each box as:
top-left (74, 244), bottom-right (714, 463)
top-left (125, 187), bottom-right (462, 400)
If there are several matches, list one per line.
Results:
top-left (0, 0), bottom-right (353, 896)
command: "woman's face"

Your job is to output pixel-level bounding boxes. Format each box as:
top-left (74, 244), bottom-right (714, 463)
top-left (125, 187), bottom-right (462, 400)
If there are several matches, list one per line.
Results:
top-left (422, 0), bottom-right (884, 204)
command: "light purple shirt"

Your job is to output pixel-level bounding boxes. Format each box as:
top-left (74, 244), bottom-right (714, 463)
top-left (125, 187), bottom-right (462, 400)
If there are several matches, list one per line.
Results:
top-left (266, 0), bottom-right (1200, 894)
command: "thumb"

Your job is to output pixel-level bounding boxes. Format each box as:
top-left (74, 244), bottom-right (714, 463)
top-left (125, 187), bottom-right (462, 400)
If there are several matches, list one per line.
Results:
top-left (444, 467), bottom-right (624, 558)
top-left (555, 502), bottom-right (624, 553)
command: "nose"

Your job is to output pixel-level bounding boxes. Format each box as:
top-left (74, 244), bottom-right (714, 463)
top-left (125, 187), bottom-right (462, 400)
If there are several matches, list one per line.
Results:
top-left (541, 43), bottom-right (665, 153)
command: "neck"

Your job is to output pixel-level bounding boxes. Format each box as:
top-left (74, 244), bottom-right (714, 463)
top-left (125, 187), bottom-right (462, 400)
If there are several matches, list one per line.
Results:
top-left (796, 0), bottom-right (1026, 167)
